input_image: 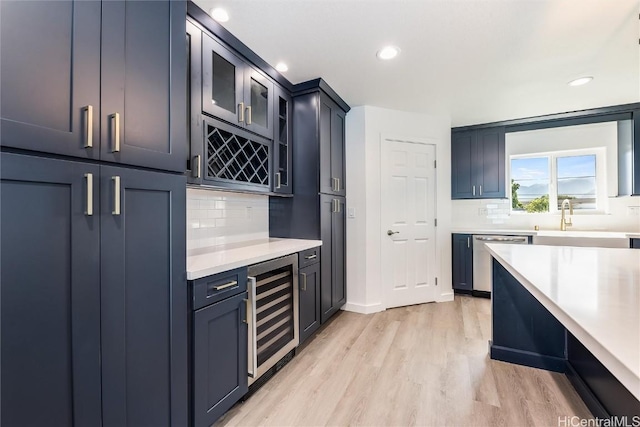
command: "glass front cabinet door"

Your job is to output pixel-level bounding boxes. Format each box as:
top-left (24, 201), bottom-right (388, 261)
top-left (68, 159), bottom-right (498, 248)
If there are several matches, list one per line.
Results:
top-left (201, 33), bottom-right (273, 140)
top-left (273, 85), bottom-right (292, 194)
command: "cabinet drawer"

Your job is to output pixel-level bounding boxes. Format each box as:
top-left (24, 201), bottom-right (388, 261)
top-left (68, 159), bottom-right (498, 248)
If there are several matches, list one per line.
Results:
top-left (299, 247), bottom-right (320, 268)
top-left (192, 267), bottom-right (247, 310)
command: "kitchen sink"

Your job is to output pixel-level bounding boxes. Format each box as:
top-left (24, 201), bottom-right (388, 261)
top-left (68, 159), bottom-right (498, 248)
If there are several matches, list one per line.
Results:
top-left (533, 230), bottom-right (630, 248)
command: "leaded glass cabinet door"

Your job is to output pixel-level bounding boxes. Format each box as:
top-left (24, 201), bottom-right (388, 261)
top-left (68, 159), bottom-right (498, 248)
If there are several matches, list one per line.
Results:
top-left (243, 67), bottom-right (273, 140)
top-left (202, 33), bottom-right (244, 126)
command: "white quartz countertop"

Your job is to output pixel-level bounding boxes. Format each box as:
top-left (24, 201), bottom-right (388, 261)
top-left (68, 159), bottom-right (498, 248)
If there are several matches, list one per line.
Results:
top-left (485, 243), bottom-right (640, 400)
top-left (451, 229), bottom-right (638, 239)
top-left (187, 238), bottom-right (322, 280)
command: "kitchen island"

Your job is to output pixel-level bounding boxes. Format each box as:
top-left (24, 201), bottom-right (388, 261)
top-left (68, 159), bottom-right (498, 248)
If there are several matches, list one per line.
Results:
top-left (486, 243), bottom-right (640, 417)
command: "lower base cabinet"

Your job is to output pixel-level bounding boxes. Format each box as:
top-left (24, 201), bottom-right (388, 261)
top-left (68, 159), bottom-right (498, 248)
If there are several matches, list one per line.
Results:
top-left (299, 249), bottom-right (321, 345)
top-left (452, 233), bottom-right (473, 291)
top-left (1, 152), bottom-right (188, 427)
top-left (191, 269), bottom-right (248, 427)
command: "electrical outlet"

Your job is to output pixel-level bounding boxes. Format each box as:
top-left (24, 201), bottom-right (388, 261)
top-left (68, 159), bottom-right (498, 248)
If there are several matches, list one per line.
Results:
top-left (478, 208), bottom-right (488, 216)
top-left (627, 206), bottom-right (640, 216)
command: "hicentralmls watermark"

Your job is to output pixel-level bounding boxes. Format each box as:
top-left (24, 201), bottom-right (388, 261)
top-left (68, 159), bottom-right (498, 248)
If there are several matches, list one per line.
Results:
top-left (558, 416), bottom-right (640, 427)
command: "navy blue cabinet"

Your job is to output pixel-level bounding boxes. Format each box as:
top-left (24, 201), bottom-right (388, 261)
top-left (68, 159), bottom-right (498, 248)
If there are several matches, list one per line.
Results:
top-left (1, 153), bottom-right (102, 427)
top-left (100, 166), bottom-right (187, 427)
top-left (0, 0), bottom-right (101, 160)
top-left (191, 270), bottom-right (248, 427)
top-left (299, 249), bottom-right (321, 344)
top-left (631, 239), bottom-right (640, 249)
top-left (452, 234), bottom-right (473, 291)
top-left (273, 85), bottom-right (293, 194)
top-left (451, 127), bottom-right (505, 199)
top-left (269, 81), bottom-right (349, 325)
top-left (1, 154), bottom-right (187, 427)
top-left (201, 32), bottom-right (273, 140)
top-left (1, 0), bottom-right (187, 173)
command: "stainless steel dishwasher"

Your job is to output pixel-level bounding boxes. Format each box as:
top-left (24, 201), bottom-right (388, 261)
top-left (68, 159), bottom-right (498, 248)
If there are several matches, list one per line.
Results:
top-left (472, 235), bottom-right (529, 293)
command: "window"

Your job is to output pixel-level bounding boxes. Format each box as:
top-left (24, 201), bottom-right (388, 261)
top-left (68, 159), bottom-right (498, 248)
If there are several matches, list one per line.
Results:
top-left (510, 149), bottom-right (604, 213)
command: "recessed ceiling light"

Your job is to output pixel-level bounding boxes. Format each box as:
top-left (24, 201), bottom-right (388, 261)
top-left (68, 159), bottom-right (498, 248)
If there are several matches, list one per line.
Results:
top-left (275, 62), bottom-right (288, 72)
top-left (210, 7), bottom-right (229, 23)
top-left (568, 76), bottom-right (593, 87)
top-left (376, 45), bottom-right (401, 60)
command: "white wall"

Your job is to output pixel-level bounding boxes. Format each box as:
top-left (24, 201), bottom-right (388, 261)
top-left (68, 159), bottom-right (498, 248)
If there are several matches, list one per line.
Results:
top-left (345, 106), bottom-right (452, 314)
top-left (186, 188), bottom-right (269, 253)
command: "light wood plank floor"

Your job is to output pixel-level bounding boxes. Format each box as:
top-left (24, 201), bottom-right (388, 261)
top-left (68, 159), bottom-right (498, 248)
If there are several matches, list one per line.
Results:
top-left (216, 296), bottom-right (592, 427)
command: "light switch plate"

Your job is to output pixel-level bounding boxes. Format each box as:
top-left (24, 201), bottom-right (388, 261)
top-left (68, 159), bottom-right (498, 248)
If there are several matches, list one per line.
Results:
top-left (348, 207), bottom-right (356, 218)
top-left (627, 206), bottom-right (640, 216)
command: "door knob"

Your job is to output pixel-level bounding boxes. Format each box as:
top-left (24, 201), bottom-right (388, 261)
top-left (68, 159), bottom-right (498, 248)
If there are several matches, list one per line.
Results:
top-left (387, 230), bottom-right (399, 236)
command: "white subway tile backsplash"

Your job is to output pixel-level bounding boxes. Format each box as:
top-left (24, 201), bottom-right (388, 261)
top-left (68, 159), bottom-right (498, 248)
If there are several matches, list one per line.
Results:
top-left (186, 188), bottom-right (269, 250)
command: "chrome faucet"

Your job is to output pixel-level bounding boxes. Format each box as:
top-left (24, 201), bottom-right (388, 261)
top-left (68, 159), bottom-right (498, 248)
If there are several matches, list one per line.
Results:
top-left (560, 199), bottom-right (573, 231)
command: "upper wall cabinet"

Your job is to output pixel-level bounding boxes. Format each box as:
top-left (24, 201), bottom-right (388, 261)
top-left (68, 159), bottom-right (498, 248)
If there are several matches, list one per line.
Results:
top-left (273, 85), bottom-right (293, 194)
top-left (451, 127), bottom-right (505, 199)
top-left (319, 95), bottom-right (346, 197)
top-left (0, 0), bottom-right (187, 173)
top-left (202, 34), bottom-right (273, 140)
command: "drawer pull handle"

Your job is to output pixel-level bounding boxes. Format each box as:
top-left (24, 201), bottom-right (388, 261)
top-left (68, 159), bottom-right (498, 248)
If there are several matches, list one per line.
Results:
top-left (111, 113), bottom-right (120, 152)
top-left (194, 155), bottom-right (202, 179)
top-left (246, 105), bottom-right (252, 125)
top-left (84, 173), bottom-right (93, 216)
top-left (243, 299), bottom-right (249, 324)
top-left (238, 102), bottom-right (245, 123)
top-left (112, 176), bottom-right (121, 216)
top-left (84, 105), bottom-right (93, 148)
top-left (214, 280), bottom-right (238, 291)
top-left (304, 254), bottom-right (317, 260)
top-left (276, 172), bottom-right (281, 189)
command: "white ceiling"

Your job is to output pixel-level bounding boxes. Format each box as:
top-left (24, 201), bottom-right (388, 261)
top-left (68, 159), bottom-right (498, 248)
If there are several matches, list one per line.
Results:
top-left (193, 0), bottom-right (640, 127)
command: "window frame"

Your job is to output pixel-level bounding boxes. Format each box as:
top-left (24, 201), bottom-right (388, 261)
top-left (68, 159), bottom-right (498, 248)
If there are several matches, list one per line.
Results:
top-left (509, 147), bottom-right (607, 214)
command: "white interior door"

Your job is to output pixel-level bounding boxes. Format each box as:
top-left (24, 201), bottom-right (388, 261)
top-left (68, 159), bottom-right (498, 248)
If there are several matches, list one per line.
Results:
top-left (381, 138), bottom-right (437, 309)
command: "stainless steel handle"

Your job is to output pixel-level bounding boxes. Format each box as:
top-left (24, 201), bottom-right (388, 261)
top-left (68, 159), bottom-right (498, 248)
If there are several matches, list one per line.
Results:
top-left (475, 236), bottom-right (527, 242)
top-left (304, 254), bottom-right (317, 260)
top-left (238, 102), bottom-right (245, 123)
top-left (214, 280), bottom-right (237, 291)
top-left (247, 276), bottom-right (257, 378)
top-left (84, 105), bottom-right (93, 148)
top-left (194, 155), bottom-right (202, 179)
top-left (337, 178), bottom-right (341, 192)
top-left (467, 236), bottom-right (470, 248)
top-left (336, 199), bottom-right (341, 213)
top-left (479, 185), bottom-right (483, 196)
top-left (300, 272), bottom-right (307, 291)
top-left (276, 172), bottom-right (281, 189)
top-left (84, 173), bottom-right (93, 216)
top-left (112, 176), bottom-right (121, 215)
top-left (111, 113), bottom-right (120, 152)
top-left (243, 299), bottom-right (249, 324)
top-left (387, 230), bottom-right (399, 236)
top-left (331, 199), bottom-right (337, 213)
top-left (332, 177), bottom-right (339, 192)
top-left (246, 105), bottom-right (252, 125)
top-left (472, 185), bottom-right (476, 196)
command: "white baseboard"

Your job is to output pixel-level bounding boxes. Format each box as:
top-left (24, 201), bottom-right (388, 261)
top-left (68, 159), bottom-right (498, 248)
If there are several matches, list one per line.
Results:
top-left (341, 301), bottom-right (385, 314)
top-left (438, 292), bottom-right (455, 302)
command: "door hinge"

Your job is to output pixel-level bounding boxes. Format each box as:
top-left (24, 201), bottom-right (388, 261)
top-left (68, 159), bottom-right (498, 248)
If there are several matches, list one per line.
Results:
top-left (434, 218), bottom-right (437, 227)
top-left (435, 277), bottom-right (438, 286)
top-left (434, 160), bottom-right (437, 168)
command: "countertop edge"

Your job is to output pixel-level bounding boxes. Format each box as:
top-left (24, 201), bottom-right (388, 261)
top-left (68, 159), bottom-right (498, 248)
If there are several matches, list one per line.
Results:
top-left (187, 240), bottom-right (322, 280)
top-left (485, 244), bottom-right (640, 401)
